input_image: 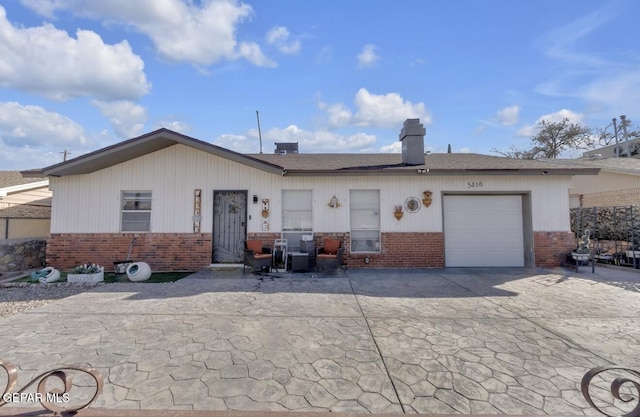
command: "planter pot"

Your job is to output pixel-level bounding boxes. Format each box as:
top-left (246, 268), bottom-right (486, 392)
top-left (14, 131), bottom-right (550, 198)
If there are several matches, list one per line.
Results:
top-left (626, 250), bottom-right (640, 259)
top-left (422, 198), bottom-right (432, 208)
top-left (32, 267), bottom-right (61, 283)
top-left (571, 252), bottom-right (590, 261)
top-left (394, 212), bottom-right (403, 220)
top-left (68, 270), bottom-right (104, 283)
top-left (126, 262), bottom-right (152, 282)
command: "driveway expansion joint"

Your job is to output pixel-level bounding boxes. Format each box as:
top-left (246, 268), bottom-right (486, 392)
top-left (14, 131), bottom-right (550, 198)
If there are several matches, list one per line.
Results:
top-left (1, 267), bottom-right (639, 414)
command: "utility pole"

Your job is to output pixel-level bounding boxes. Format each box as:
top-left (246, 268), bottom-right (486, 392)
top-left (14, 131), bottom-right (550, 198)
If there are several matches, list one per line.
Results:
top-left (61, 150), bottom-right (71, 161)
top-left (256, 110), bottom-right (263, 154)
top-left (620, 115), bottom-right (631, 157)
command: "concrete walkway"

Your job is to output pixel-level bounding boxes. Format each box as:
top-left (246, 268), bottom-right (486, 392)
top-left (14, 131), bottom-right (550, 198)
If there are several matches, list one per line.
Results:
top-left (1, 266), bottom-right (639, 415)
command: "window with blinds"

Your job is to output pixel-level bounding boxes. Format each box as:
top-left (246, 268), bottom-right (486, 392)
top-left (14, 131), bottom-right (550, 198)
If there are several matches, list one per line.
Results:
top-left (121, 191), bottom-right (152, 232)
top-left (350, 190), bottom-right (380, 252)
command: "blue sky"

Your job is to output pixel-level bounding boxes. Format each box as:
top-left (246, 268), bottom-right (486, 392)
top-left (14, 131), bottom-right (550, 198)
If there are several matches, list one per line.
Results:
top-left (1, 0), bottom-right (639, 170)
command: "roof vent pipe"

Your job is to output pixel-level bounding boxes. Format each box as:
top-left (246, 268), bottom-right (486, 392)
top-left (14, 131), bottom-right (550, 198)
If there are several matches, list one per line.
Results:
top-left (399, 119), bottom-right (426, 165)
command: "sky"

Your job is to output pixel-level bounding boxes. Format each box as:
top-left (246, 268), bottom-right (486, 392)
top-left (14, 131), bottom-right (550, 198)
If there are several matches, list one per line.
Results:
top-left (1, 0), bottom-right (639, 171)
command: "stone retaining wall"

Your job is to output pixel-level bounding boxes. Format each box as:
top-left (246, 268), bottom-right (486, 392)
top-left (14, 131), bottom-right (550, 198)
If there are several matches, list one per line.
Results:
top-left (0, 238), bottom-right (46, 273)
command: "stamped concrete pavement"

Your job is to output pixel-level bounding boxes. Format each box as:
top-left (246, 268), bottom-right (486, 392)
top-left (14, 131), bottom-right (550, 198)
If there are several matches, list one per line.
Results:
top-left (1, 266), bottom-right (639, 414)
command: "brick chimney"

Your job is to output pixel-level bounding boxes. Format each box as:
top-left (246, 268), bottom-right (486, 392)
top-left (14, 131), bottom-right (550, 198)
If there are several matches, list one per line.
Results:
top-left (399, 118), bottom-right (425, 165)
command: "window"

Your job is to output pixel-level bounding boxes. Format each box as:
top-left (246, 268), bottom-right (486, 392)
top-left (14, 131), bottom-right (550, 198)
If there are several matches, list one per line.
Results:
top-left (282, 190), bottom-right (312, 252)
top-left (350, 190), bottom-right (380, 252)
top-left (121, 191), bottom-right (151, 232)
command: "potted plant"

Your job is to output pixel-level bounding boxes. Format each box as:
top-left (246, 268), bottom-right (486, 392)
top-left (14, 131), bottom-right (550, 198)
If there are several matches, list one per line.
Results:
top-left (67, 263), bottom-right (105, 283)
top-left (571, 230), bottom-right (591, 262)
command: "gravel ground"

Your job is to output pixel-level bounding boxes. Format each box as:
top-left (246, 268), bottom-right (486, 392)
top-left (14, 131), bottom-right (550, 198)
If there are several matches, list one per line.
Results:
top-left (0, 283), bottom-right (97, 319)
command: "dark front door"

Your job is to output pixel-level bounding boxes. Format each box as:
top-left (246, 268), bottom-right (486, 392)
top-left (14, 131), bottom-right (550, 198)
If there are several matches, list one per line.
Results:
top-left (212, 190), bottom-right (247, 263)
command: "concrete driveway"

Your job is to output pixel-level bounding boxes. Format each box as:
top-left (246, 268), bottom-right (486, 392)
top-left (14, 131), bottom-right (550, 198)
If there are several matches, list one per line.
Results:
top-left (1, 267), bottom-right (639, 415)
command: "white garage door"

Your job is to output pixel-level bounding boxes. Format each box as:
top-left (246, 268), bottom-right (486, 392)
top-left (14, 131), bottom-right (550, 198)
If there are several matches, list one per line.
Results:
top-left (444, 195), bottom-right (524, 267)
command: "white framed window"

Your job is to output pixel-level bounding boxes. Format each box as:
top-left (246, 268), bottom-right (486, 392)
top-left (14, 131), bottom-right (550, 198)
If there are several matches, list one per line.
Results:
top-left (350, 190), bottom-right (380, 253)
top-left (121, 191), bottom-right (152, 232)
top-left (282, 190), bottom-right (312, 252)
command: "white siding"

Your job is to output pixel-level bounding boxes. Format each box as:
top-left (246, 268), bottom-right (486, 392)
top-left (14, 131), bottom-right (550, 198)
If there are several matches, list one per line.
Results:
top-left (50, 145), bottom-right (573, 233)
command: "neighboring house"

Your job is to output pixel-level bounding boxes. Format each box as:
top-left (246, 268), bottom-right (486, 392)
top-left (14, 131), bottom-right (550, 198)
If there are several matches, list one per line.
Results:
top-left (545, 158), bottom-right (640, 208)
top-left (0, 171), bottom-right (51, 239)
top-left (583, 137), bottom-right (640, 159)
top-left (22, 119), bottom-right (598, 271)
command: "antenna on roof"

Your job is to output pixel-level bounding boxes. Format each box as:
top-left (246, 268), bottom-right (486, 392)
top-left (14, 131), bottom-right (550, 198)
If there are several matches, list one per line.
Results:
top-left (256, 110), bottom-right (263, 154)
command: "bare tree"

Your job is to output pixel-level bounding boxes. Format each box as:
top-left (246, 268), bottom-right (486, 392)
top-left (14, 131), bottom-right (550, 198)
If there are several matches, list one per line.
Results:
top-left (493, 117), bottom-right (592, 159)
top-left (492, 145), bottom-right (536, 159)
top-left (530, 118), bottom-right (592, 158)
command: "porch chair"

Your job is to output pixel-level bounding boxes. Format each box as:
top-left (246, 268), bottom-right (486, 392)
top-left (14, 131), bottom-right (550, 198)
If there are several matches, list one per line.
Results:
top-left (316, 238), bottom-right (344, 272)
top-left (244, 240), bottom-right (273, 273)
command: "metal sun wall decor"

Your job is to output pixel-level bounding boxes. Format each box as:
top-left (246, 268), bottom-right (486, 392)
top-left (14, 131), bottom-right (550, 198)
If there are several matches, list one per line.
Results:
top-left (404, 197), bottom-right (420, 213)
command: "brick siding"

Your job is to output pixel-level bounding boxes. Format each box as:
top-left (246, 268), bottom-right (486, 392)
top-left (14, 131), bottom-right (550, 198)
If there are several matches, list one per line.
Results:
top-left (48, 230), bottom-right (573, 272)
top-left (250, 232), bottom-right (445, 268)
top-left (533, 231), bottom-right (576, 268)
top-left (580, 188), bottom-right (640, 208)
top-left (46, 233), bottom-right (212, 272)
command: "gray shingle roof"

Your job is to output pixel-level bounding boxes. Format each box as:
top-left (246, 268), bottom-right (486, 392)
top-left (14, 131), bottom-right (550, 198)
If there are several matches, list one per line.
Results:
top-left (543, 157), bottom-right (640, 175)
top-left (0, 171), bottom-right (48, 188)
top-left (21, 128), bottom-right (599, 177)
top-left (250, 153), bottom-right (599, 175)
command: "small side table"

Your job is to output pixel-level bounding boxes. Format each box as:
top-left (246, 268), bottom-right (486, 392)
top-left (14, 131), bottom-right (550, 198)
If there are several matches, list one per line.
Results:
top-left (289, 252), bottom-right (310, 272)
top-left (299, 240), bottom-right (316, 270)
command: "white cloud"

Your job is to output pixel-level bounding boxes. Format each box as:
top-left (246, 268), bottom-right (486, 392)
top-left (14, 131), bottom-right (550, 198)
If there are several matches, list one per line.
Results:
top-left (0, 101), bottom-right (94, 169)
top-left (0, 5), bottom-right (149, 101)
top-left (19, 0), bottom-right (66, 19)
top-left (21, 0), bottom-right (275, 68)
top-left (357, 44), bottom-right (379, 68)
top-left (517, 109), bottom-right (584, 137)
top-left (92, 100), bottom-right (146, 139)
top-left (0, 101), bottom-right (88, 147)
top-left (237, 42), bottom-right (276, 68)
top-left (322, 88), bottom-right (431, 128)
top-left (379, 142), bottom-right (402, 153)
top-left (497, 105), bottom-right (520, 126)
top-left (155, 120), bottom-right (191, 134)
top-left (214, 125), bottom-right (377, 153)
top-left (265, 125), bottom-right (376, 152)
top-left (213, 133), bottom-right (257, 153)
top-left (265, 26), bottom-right (300, 55)
top-left (315, 45), bottom-right (332, 64)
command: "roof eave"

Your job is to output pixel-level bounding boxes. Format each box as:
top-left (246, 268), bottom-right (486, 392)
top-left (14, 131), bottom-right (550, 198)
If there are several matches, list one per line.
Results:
top-left (283, 168), bottom-right (601, 176)
top-left (22, 129), bottom-right (285, 177)
top-left (0, 179), bottom-right (49, 196)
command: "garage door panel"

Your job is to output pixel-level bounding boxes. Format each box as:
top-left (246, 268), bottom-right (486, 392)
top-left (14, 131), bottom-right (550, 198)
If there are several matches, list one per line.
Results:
top-left (444, 195), bottom-right (524, 267)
